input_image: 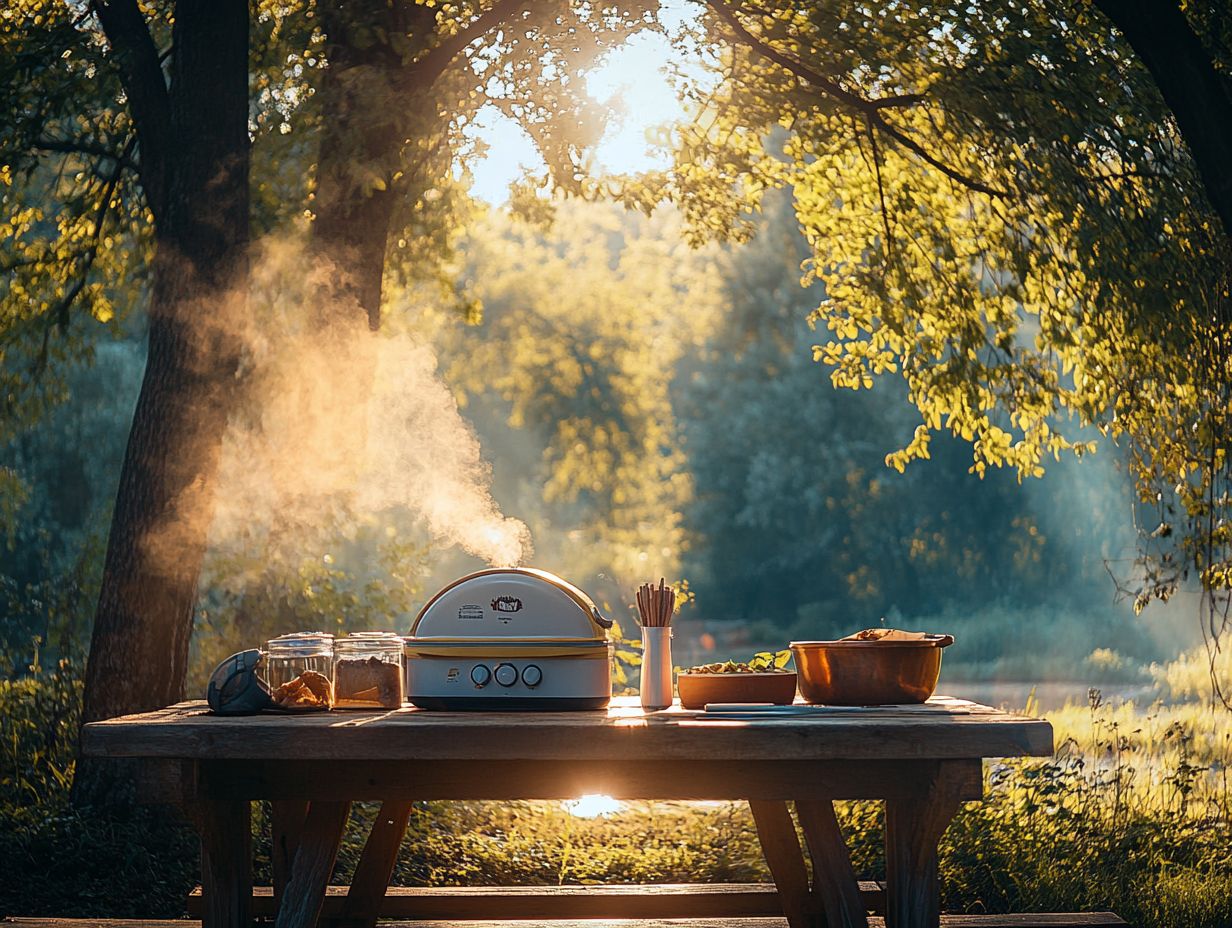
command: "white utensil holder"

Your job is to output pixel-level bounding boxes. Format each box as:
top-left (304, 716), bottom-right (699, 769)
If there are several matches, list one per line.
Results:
top-left (640, 626), bottom-right (674, 710)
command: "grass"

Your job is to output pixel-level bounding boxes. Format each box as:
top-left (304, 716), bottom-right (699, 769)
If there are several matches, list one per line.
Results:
top-left (283, 800), bottom-right (771, 889)
top-left (2, 645), bottom-right (1230, 926)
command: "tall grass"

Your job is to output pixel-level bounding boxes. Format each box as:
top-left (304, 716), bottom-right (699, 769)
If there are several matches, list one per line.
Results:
top-left (935, 687), bottom-right (1231, 925)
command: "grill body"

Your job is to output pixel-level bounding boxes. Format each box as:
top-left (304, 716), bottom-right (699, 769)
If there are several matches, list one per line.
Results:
top-left (404, 568), bottom-right (612, 710)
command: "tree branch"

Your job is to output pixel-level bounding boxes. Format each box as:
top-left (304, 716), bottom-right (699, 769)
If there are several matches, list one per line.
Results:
top-left (1094, 0), bottom-right (1232, 239)
top-left (706, 0), bottom-right (924, 114)
top-left (401, 0), bottom-right (534, 92)
top-left (867, 112), bottom-right (1008, 199)
top-left (34, 137), bottom-right (139, 174)
top-left (707, 0), bottom-right (1009, 199)
top-left (30, 133), bottom-right (137, 378)
top-left (867, 114), bottom-right (895, 267)
top-left (89, 0), bottom-right (171, 221)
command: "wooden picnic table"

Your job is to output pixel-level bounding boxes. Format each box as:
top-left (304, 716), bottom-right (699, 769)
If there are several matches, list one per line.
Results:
top-left (81, 696), bottom-right (1053, 928)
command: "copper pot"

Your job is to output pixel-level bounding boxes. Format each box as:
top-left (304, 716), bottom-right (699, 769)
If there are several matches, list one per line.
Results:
top-left (790, 635), bottom-right (954, 705)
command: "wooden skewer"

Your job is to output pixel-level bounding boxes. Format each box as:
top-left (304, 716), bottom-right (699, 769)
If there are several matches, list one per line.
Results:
top-left (635, 579), bottom-right (676, 627)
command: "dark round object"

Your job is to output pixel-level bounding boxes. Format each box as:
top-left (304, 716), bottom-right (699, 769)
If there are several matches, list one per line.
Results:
top-left (470, 664), bottom-right (492, 688)
top-left (494, 663), bottom-right (519, 687)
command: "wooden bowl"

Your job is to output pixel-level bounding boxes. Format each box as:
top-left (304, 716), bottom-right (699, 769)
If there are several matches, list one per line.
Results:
top-left (676, 671), bottom-right (798, 710)
top-left (791, 635), bottom-right (953, 705)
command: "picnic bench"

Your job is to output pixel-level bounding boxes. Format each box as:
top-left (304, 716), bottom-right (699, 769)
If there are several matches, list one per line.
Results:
top-left (78, 696), bottom-right (1115, 928)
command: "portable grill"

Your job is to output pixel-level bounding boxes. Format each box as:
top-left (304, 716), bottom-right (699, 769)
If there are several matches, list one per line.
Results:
top-left (404, 567), bottom-right (612, 710)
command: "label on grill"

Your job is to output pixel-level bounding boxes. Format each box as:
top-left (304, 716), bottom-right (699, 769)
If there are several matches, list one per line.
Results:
top-left (458, 604), bottom-right (484, 621)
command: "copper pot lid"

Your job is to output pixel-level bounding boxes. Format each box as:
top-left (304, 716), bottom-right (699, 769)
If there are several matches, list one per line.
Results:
top-left (791, 634), bottom-right (954, 649)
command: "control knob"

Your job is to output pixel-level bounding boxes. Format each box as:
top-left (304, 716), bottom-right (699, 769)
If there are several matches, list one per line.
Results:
top-left (521, 664), bottom-right (543, 688)
top-left (470, 664), bottom-right (491, 688)
top-left (494, 663), bottom-right (519, 687)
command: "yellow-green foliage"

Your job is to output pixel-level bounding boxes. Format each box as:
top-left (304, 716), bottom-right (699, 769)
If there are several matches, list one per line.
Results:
top-left (1048, 695), bottom-right (1232, 771)
top-left (1049, 644), bottom-right (1232, 770)
top-left (0, 658), bottom-right (80, 810)
top-left (934, 689), bottom-right (1232, 926)
top-left (648, 1), bottom-right (1232, 615)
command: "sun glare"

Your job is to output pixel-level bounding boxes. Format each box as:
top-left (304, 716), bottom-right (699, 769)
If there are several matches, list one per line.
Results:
top-left (564, 794), bottom-right (625, 818)
top-left (585, 32), bottom-right (686, 177)
top-left (466, 1), bottom-right (708, 203)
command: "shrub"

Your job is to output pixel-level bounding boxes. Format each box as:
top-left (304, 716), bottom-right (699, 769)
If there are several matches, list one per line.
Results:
top-left (0, 655), bottom-right (82, 812)
top-left (0, 658), bottom-right (198, 916)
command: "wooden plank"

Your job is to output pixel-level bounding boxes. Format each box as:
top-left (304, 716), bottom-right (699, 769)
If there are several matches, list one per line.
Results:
top-left (194, 799), bottom-right (251, 928)
top-left (188, 881), bottom-right (887, 918)
top-left (338, 800), bottom-right (414, 928)
top-left (884, 761), bottom-right (970, 928)
top-left (0, 914), bottom-right (1130, 927)
top-left (82, 697), bottom-right (1054, 763)
top-left (275, 800), bottom-right (350, 928)
top-left (270, 800), bottom-right (308, 913)
top-left (749, 801), bottom-right (818, 928)
top-left (195, 758), bottom-right (984, 802)
top-left (796, 800), bottom-right (869, 928)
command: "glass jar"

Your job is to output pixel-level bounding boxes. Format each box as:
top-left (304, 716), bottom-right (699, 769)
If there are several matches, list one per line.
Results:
top-left (333, 631), bottom-right (404, 709)
top-left (264, 632), bottom-right (334, 711)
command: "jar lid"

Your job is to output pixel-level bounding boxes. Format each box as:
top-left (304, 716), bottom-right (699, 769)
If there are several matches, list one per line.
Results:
top-left (336, 630), bottom-right (402, 652)
top-left (266, 632), bottom-right (334, 656)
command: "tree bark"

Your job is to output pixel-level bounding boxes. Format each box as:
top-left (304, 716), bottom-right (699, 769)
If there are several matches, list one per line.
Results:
top-left (1093, 0), bottom-right (1232, 238)
top-left (310, 0), bottom-right (431, 332)
top-left (75, 0), bottom-right (249, 805)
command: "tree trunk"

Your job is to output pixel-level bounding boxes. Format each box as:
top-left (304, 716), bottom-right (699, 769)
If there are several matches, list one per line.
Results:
top-left (311, 0), bottom-right (434, 331)
top-left (74, 0), bottom-right (249, 805)
top-left (309, 0), bottom-right (523, 328)
top-left (1094, 0), bottom-right (1232, 238)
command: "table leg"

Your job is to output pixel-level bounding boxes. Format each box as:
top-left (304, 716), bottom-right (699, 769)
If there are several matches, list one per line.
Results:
top-left (274, 800), bottom-right (351, 928)
top-left (749, 799), bottom-right (818, 928)
top-left (337, 800), bottom-right (414, 928)
top-left (197, 799), bottom-right (252, 928)
top-left (271, 800), bottom-right (309, 913)
top-left (796, 799), bottom-right (869, 928)
top-left (883, 762), bottom-right (968, 928)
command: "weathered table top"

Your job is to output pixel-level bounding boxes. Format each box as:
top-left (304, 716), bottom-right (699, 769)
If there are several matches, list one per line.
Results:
top-left (82, 695), bottom-right (1053, 762)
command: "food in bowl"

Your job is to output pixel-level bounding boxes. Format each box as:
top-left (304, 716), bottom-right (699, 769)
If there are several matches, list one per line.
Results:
top-left (677, 650), bottom-right (798, 709)
top-left (791, 633), bottom-right (953, 705)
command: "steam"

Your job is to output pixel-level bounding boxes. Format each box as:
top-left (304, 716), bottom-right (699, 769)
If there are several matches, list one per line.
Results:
top-left (206, 235), bottom-right (531, 568)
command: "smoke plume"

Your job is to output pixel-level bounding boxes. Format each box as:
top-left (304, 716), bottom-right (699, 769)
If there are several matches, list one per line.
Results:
top-left (206, 235), bottom-right (531, 568)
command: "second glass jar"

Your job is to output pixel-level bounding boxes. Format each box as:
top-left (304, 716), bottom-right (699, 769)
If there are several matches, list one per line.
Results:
top-left (333, 631), bottom-right (404, 709)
